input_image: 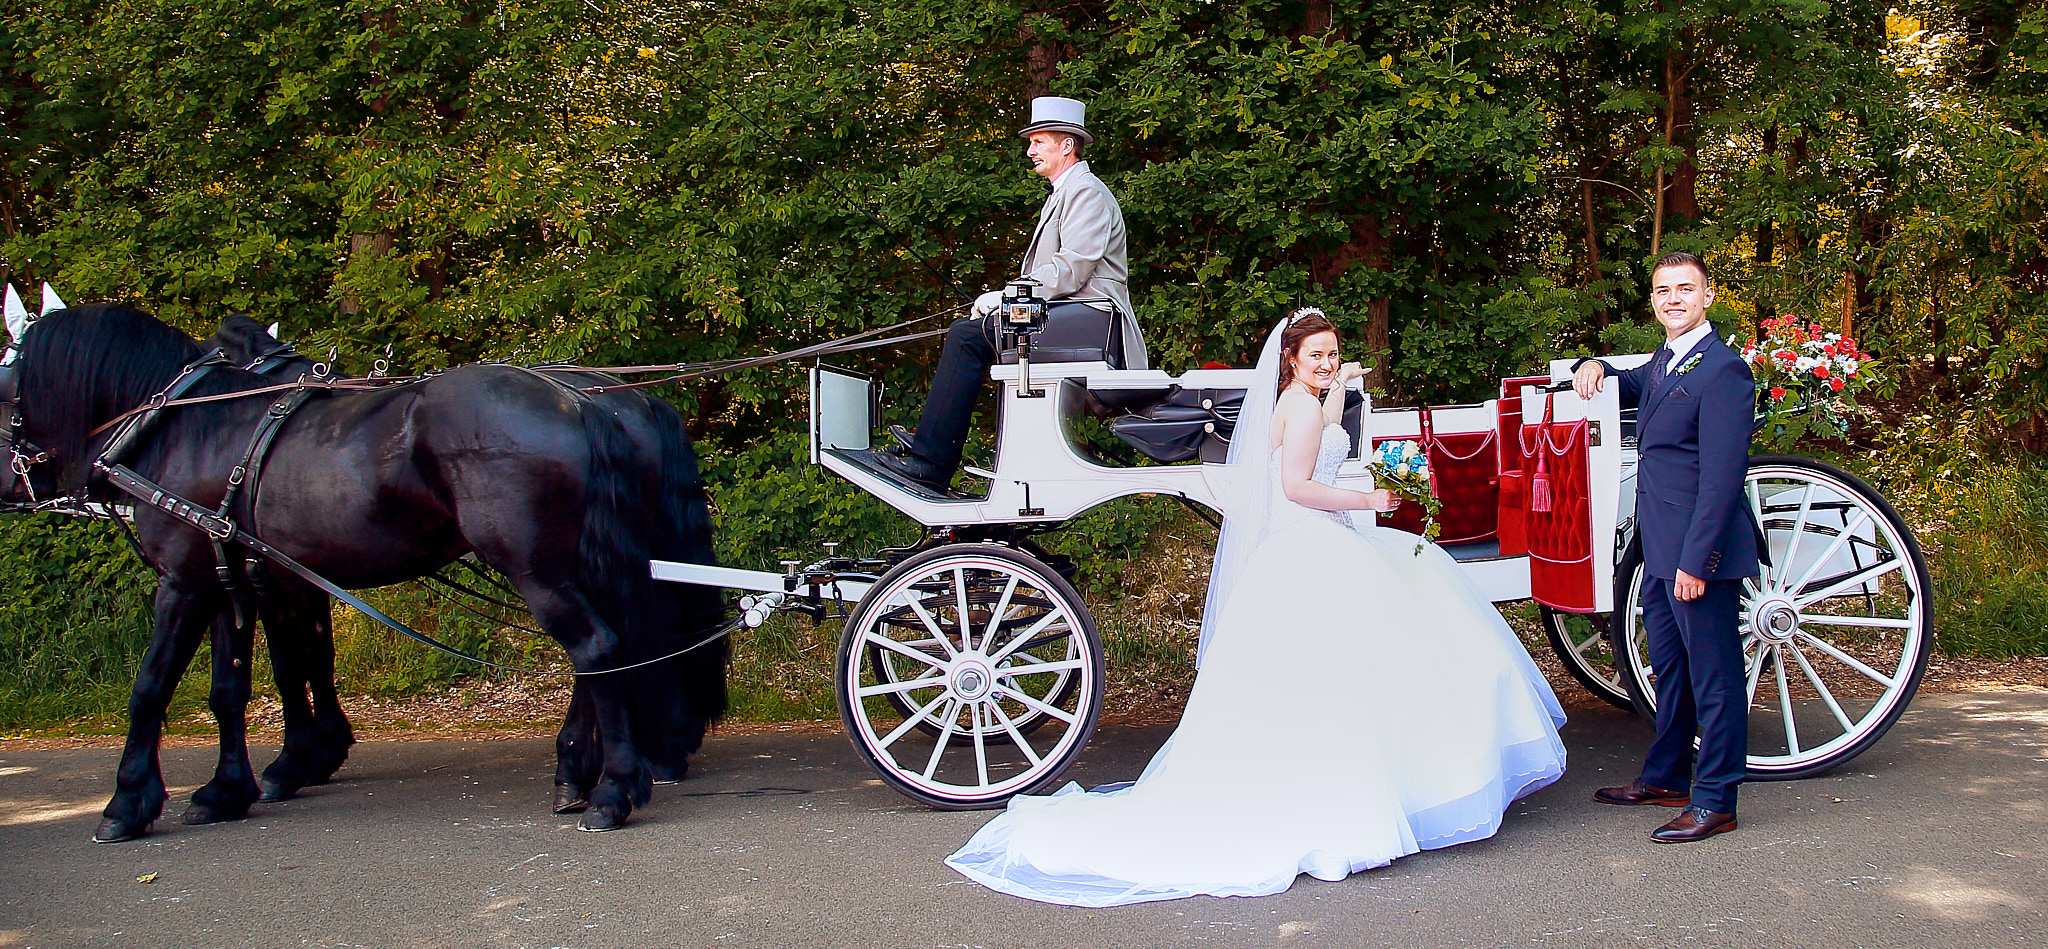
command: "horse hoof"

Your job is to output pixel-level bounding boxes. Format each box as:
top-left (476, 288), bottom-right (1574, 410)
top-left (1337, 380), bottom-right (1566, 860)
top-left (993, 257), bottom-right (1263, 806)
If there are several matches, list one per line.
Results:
top-left (577, 810), bottom-right (625, 832)
top-left (93, 818), bottom-right (149, 843)
top-left (552, 785), bottom-right (589, 815)
top-left (258, 779), bottom-right (300, 804)
top-left (179, 804), bottom-right (243, 826)
top-left (650, 763), bottom-right (686, 785)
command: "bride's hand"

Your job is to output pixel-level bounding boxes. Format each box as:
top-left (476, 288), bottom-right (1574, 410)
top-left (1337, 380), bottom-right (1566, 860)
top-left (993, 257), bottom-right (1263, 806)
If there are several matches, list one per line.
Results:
top-left (1365, 489), bottom-right (1401, 512)
top-left (1336, 362), bottom-right (1368, 387)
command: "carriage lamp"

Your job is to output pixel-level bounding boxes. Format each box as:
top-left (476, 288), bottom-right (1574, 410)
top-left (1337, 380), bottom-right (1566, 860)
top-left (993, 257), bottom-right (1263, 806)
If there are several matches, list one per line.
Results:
top-left (1002, 280), bottom-right (1050, 398)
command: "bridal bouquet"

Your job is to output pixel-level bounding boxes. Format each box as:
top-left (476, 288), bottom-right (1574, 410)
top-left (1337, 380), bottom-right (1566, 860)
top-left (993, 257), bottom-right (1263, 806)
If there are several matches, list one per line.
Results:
top-left (1738, 316), bottom-right (1877, 450)
top-left (1367, 440), bottom-right (1441, 554)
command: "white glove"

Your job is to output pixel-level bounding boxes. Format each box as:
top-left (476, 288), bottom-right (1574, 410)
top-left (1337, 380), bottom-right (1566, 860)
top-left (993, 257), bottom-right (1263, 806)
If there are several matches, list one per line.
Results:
top-left (973, 290), bottom-right (1004, 318)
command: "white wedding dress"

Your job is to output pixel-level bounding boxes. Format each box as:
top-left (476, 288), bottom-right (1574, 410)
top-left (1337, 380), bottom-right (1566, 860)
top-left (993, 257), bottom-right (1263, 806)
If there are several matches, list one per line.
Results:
top-left (945, 420), bottom-right (1568, 906)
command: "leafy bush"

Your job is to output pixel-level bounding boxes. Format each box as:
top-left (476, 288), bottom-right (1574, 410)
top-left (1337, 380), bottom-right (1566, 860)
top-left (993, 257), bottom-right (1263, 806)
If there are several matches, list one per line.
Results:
top-left (1854, 410), bottom-right (2048, 659)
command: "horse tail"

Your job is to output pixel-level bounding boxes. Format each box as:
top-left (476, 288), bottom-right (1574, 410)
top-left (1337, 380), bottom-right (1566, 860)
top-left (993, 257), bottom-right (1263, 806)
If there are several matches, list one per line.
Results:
top-left (571, 395), bottom-right (728, 778)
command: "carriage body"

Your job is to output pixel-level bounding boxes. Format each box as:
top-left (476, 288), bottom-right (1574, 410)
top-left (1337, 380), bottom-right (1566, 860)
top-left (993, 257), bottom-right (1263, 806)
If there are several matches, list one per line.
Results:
top-left (651, 338), bottom-right (1930, 809)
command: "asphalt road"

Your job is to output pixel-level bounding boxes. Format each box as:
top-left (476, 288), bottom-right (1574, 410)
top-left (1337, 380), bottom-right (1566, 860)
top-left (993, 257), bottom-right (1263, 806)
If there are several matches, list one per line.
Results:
top-left (1, 691), bottom-right (2044, 949)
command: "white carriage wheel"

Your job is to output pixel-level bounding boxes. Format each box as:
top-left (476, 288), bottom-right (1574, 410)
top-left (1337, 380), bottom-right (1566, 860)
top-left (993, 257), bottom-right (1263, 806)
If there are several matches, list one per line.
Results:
top-left (1539, 605), bottom-right (1634, 710)
top-left (835, 543), bottom-right (1104, 809)
top-left (1616, 455), bottom-right (1933, 780)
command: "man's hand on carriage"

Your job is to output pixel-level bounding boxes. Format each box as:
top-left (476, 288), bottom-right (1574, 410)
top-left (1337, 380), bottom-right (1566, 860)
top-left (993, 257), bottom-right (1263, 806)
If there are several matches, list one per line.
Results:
top-left (973, 290), bottom-right (1005, 318)
top-left (1573, 360), bottom-right (1606, 400)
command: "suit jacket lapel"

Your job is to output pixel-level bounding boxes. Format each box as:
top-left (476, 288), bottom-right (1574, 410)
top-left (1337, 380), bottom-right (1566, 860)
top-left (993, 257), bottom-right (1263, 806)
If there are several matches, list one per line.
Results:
top-left (1639, 333), bottom-right (1717, 424)
top-left (1021, 178), bottom-right (1071, 271)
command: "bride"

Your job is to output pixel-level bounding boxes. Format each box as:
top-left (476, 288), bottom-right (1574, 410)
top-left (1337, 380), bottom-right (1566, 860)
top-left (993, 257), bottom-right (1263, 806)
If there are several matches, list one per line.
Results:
top-left (945, 310), bottom-right (1568, 906)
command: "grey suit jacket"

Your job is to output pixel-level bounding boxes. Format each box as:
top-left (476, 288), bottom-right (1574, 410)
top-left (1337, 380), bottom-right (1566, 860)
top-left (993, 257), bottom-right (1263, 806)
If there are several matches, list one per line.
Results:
top-left (1021, 162), bottom-right (1147, 369)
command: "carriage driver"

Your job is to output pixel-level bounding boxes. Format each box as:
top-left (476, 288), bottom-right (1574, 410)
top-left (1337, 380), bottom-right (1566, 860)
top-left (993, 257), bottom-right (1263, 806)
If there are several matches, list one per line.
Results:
top-left (870, 96), bottom-right (1145, 494)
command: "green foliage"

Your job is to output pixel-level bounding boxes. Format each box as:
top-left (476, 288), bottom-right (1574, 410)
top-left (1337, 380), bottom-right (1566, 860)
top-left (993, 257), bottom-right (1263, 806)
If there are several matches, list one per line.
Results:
top-left (0, 515), bottom-right (157, 727)
top-left (1856, 409), bottom-right (2048, 659)
top-left (7, 0), bottom-right (2048, 720)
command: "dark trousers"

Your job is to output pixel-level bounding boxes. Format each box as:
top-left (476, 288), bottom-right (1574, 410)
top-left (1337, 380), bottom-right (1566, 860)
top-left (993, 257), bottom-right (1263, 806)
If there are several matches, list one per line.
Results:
top-left (907, 305), bottom-right (1122, 475)
top-left (1639, 575), bottom-right (1748, 813)
top-left (906, 314), bottom-right (1001, 474)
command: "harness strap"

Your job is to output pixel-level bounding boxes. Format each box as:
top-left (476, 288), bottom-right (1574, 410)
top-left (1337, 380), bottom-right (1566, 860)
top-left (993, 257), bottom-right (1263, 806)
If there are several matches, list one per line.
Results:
top-left (209, 388), bottom-right (318, 626)
top-left (95, 461), bottom-right (741, 677)
top-left (96, 350), bottom-right (233, 466)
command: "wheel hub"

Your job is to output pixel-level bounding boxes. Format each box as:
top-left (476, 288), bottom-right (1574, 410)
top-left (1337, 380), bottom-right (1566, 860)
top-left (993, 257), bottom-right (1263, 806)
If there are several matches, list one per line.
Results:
top-left (1747, 596), bottom-right (1800, 644)
top-left (950, 657), bottom-right (994, 701)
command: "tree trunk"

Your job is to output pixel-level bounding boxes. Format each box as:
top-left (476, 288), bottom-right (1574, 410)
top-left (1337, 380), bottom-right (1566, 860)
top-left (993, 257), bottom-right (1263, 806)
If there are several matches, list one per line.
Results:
top-left (1651, 51), bottom-right (1699, 258)
top-left (339, 230), bottom-right (394, 317)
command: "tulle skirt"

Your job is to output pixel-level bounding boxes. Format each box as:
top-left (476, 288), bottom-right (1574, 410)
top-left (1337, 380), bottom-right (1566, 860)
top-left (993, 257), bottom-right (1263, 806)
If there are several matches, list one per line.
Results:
top-left (944, 516), bottom-right (1567, 906)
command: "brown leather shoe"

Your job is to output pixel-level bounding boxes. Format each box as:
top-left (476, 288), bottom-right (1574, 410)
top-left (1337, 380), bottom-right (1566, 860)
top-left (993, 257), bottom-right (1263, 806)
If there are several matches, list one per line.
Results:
top-left (1651, 805), bottom-right (1737, 843)
top-left (1593, 779), bottom-right (1691, 807)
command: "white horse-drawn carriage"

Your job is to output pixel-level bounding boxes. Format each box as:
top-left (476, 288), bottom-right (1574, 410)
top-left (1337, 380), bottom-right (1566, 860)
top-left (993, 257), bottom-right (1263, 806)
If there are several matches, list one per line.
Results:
top-left (652, 288), bottom-right (1932, 810)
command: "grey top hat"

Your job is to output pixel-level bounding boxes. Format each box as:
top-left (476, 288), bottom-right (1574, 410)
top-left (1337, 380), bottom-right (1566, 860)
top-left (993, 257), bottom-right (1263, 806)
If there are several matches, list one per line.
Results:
top-left (1019, 96), bottom-right (1094, 145)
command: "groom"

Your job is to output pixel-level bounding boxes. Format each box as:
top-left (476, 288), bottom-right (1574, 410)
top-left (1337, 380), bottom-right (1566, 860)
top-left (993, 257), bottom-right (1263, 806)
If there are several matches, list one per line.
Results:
top-left (1573, 252), bottom-right (1758, 844)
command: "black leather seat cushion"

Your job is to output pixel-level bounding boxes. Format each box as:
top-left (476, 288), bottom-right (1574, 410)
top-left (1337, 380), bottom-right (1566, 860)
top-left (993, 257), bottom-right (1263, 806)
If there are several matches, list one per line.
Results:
top-left (995, 302), bottom-right (1125, 368)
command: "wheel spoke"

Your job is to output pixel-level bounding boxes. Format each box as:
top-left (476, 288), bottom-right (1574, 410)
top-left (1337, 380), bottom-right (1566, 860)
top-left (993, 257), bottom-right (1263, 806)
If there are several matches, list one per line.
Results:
top-left (1795, 630), bottom-right (1898, 688)
top-left (879, 689), bottom-right (954, 751)
top-left (993, 683), bottom-right (1078, 725)
top-left (1799, 613), bottom-right (1916, 630)
top-left (972, 703), bottom-right (990, 789)
top-left (1746, 641), bottom-right (1769, 705)
top-left (921, 700), bottom-right (961, 780)
top-left (1775, 648), bottom-right (1800, 755)
top-left (1796, 557), bottom-right (1903, 608)
top-left (1789, 642), bottom-right (1857, 733)
top-left (952, 567), bottom-right (973, 653)
top-left (983, 575), bottom-right (1021, 652)
top-left (902, 589), bottom-right (959, 660)
top-left (857, 671), bottom-right (947, 699)
top-left (997, 656), bottom-right (1089, 677)
top-left (1776, 483), bottom-right (1818, 586)
top-left (986, 700), bottom-right (1044, 767)
top-left (988, 610), bottom-right (1066, 664)
top-left (862, 631), bottom-right (949, 671)
top-left (1787, 507), bottom-right (1873, 595)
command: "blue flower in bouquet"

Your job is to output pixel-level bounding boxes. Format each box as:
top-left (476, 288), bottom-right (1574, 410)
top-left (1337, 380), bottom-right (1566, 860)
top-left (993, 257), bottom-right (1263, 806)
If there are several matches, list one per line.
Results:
top-left (1365, 439), bottom-right (1441, 554)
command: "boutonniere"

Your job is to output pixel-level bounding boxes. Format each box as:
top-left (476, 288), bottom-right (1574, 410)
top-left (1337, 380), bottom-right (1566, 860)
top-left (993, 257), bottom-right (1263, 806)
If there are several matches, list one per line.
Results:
top-left (1672, 352), bottom-right (1705, 376)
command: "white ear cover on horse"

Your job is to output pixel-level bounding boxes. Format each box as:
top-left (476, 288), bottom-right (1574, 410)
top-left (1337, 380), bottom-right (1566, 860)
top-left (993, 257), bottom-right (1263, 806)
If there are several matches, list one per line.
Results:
top-left (267, 322), bottom-right (281, 340)
top-left (41, 283), bottom-right (66, 314)
top-left (2, 285), bottom-right (26, 363)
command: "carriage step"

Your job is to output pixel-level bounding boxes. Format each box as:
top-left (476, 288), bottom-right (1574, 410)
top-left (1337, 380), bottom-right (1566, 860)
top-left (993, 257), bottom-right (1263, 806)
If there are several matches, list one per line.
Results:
top-left (827, 448), bottom-right (986, 503)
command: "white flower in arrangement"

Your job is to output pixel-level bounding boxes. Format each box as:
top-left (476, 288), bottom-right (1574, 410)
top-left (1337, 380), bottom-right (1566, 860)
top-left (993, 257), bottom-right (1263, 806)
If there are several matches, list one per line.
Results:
top-left (1842, 358), bottom-right (1860, 374)
top-left (1402, 443), bottom-right (1419, 460)
top-left (1395, 463), bottom-right (1411, 477)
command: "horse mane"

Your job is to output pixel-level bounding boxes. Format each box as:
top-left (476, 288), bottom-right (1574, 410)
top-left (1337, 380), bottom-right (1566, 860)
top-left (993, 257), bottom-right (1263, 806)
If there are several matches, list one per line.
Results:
top-left (16, 303), bottom-right (205, 474)
top-left (209, 314), bottom-right (275, 356)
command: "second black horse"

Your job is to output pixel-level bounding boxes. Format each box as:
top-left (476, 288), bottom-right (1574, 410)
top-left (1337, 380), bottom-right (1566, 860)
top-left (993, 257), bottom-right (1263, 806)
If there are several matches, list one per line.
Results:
top-left (3, 304), bottom-right (727, 838)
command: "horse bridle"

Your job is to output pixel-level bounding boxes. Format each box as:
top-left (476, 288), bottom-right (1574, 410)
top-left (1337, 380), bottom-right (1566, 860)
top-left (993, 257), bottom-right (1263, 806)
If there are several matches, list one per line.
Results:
top-left (0, 342), bottom-right (51, 507)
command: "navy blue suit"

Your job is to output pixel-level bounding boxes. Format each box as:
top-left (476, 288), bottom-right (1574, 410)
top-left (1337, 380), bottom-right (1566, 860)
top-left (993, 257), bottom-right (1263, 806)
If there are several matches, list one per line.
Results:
top-left (1597, 325), bottom-right (1757, 814)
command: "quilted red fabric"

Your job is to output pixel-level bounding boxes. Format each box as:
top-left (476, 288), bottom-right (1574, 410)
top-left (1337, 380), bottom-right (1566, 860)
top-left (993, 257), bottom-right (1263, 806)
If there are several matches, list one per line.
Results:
top-left (1522, 412), bottom-right (1595, 612)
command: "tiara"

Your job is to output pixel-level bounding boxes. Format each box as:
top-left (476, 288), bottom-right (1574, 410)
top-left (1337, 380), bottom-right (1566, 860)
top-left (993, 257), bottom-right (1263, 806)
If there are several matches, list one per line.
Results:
top-left (1287, 306), bottom-right (1326, 324)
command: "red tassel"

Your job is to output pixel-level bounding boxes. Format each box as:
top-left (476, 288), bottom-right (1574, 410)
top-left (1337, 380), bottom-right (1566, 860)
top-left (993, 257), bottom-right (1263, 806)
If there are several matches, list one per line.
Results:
top-left (1531, 454), bottom-right (1552, 513)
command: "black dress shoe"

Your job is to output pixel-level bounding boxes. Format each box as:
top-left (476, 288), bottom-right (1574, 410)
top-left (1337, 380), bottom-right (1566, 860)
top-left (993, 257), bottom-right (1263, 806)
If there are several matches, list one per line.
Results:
top-left (887, 424), bottom-right (915, 450)
top-left (1593, 779), bottom-right (1691, 807)
top-left (1651, 805), bottom-right (1737, 843)
top-left (868, 447), bottom-right (951, 493)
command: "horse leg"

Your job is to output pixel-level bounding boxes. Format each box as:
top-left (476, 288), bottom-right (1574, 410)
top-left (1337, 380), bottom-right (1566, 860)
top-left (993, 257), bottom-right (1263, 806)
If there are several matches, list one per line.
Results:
top-left (96, 582), bottom-right (219, 843)
top-left (259, 591), bottom-right (353, 802)
top-left (552, 681), bottom-right (598, 814)
top-left (182, 605), bottom-right (261, 824)
top-left (524, 583), bottom-right (647, 832)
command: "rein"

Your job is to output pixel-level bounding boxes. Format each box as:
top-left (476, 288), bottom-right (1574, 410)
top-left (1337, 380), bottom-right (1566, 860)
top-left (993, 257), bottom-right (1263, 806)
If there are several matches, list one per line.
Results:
top-left (81, 305), bottom-right (960, 434)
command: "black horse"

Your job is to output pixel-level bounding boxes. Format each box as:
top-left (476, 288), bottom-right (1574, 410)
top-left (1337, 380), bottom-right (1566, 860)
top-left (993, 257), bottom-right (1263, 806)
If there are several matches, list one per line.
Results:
top-left (4, 304), bottom-right (727, 838)
top-left (201, 314), bottom-right (728, 810)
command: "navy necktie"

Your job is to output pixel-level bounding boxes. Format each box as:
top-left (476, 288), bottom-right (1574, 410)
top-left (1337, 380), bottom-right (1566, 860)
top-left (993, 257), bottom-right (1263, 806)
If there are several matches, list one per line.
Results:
top-left (1651, 346), bottom-right (1673, 380)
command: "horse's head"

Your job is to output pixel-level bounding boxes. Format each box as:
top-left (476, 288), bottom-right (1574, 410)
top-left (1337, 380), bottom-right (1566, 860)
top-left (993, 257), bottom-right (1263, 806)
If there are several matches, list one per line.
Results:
top-left (2, 285), bottom-right (41, 508)
top-left (5, 302), bottom-right (205, 496)
top-left (207, 314), bottom-right (322, 378)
